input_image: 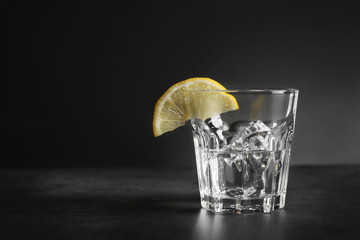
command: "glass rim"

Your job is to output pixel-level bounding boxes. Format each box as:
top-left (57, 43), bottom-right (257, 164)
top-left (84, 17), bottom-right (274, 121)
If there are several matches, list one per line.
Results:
top-left (191, 88), bottom-right (299, 94)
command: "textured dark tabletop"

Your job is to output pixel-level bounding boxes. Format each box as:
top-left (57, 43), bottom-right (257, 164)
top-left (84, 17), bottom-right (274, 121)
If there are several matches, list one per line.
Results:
top-left (1, 166), bottom-right (359, 240)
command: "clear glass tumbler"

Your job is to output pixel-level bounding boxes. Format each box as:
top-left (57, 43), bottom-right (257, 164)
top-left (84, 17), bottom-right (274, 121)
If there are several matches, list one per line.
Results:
top-left (191, 89), bottom-right (299, 214)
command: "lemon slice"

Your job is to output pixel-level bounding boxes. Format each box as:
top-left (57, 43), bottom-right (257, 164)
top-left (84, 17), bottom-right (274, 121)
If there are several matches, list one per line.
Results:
top-left (153, 77), bottom-right (239, 137)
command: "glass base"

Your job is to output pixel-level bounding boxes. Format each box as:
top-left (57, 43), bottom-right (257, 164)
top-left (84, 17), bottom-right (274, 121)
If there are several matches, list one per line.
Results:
top-left (200, 192), bottom-right (286, 214)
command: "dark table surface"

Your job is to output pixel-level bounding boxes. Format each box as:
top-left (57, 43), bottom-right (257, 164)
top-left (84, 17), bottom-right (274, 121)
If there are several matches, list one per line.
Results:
top-left (1, 166), bottom-right (359, 240)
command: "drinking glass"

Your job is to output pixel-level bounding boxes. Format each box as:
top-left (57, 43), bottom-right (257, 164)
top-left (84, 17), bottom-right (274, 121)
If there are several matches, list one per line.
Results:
top-left (191, 89), bottom-right (299, 214)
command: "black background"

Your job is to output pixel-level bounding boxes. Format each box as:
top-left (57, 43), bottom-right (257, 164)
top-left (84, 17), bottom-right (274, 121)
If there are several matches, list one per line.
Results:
top-left (8, 1), bottom-right (360, 168)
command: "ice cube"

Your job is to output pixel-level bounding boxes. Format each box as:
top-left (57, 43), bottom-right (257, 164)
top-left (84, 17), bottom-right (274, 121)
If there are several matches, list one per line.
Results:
top-left (247, 135), bottom-right (269, 150)
top-left (248, 151), bottom-right (270, 172)
top-left (206, 114), bottom-right (229, 131)
top-left (205, 115), bottom-right (230, 145)
top-left (229, 120), bottom-right (272, 151)
top-left (222, 151), bottom-right (245, 174)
